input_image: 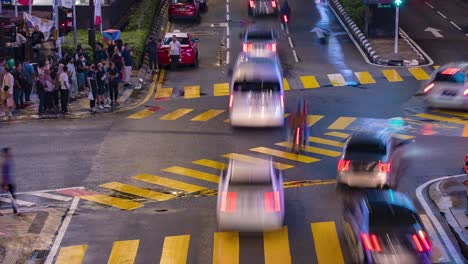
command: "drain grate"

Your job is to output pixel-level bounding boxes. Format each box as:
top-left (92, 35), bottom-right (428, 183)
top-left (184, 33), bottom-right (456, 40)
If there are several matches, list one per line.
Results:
top-left (30, 250), bottom-right (49, 260)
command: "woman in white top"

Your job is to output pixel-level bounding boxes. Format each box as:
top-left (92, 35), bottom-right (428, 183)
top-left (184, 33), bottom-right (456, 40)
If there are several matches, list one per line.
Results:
top-left (67, 58), bottom-right (78, 99)
top-left (1, 67), bottom-right (15, 119)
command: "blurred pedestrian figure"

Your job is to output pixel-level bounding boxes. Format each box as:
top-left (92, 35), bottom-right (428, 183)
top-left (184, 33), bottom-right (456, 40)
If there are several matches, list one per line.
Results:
top-left (43, 68), bottom-right (55, 113)
top-left (107, 61), bottom-right (119, 106)
top-left (12, 29), bottom-right (26, 63)
top-left (67, 58), bottom-right (78, 99)
top-left (13, 63), bottom-right (26, 109)
top-left (96, 63), bottom-right (109, 109)
top-left (146, 36), bottom-right (159, 73)
top-left (121, 43), bottom-right (133, 87)
top-left (59, 65), bottom-right (70, 114)
top-left (22, 60), bottom-right (35, 103)
top-left (1, 67), bottom-right (14, 119)
top-left (76, 53), bottom-right (88, 92)
top-left (107, 40), bottom-right (115, 59)
top-left (169, 35), bottom-right (181, 71)
top-left (31, 25), bottom-right (44, 60)
top-left (111, 46), bottom-right (124, 82)
top-left (87, 64), bottom-right (98, 112)
top-left (36, 63), bottom-right (46, 114)
top-left (2, 148), bottom-right (20, 216)
top-left (93, 43), bottom-right (107, 64)
top-left (115, 39), bottom-right (123, 52)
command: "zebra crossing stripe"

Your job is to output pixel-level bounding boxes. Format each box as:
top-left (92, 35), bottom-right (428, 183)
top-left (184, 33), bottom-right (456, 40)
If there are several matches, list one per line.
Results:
top-left (28, 192), bottom-right (73, 202)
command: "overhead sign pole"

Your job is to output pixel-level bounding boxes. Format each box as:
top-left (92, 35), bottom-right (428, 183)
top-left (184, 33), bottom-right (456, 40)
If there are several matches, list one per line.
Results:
top-left (394, 0), bottom-right (402, 54)
top-left (29, 0), bottom-right (32, 15)
top-left (15, 0), bottom-right (18, 17)
top-left (55, 0), bottom-right (61, 59)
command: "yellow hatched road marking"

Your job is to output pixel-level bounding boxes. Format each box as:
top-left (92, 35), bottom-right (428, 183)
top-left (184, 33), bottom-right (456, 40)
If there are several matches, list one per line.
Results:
top-left (275, 142), bottom-right (341, 157)
top-left (309, 136), bottom-right (344, 147)
top-left (307, 115), bottom-right (324, 127)
top-left (414, 113), bottom-right (466, 124)
top-left (325, 131), bottom-right (350, 138)
top-left (223, 153), bottom-right (293, 170)
top-left (193, 159), bottom-right (226, 170)
top-left (108, 240), bottom-right (139, 264)
top-left (214, 83), bottom-right (230, 96)
top-left (79, 195), bottom-right (142, 210)
top-left (408, 67), bottom-right (430, 80)
top-left (127, 109), bottom-right (155, 119)
top-left (160, 235), bottom-right (190, 264)
top-left (213, 232), bottom-right (239, 264)
top-left (184, 85), bottom-right (200, 98)
top-left (155, 87), bottom-right (173, 99)
top-left (249, 147), bottom-right (319, 163)
top-left (283, 78), bottom-right (290, 90)
top-left (328, 117), bottom-right (356, 130)
top-left (191, 110), bottom-right (225, 121)
top-left (284, 113), bottom-right (290, 118)
top-left (160, 108), bottom-right (194, 120)
top-left (163, 166), bottom-right (219, 183)
top-left (283, 179), bottom-right (336, 189)
top-left (434, 110), bottom-right (468, 118)
top-left (433, 65), bottom-right (440, 69)
top-left (327, 73), bottom-right (346, 86)
top-left (300, 75), bottom-right (320, 89)
top-left (263, 226), bottom-right (292, 264)
top-left (311, 222), bottom-right (345, 264)
top-left (132, 174), bottom-right (206, 193)
top-left (56, 245), bottom-right (87, 264)
top-left (100, 182), bottom-right (175, 201)
top-left (354, 71), bottom-right (376, 84)
top-left (382, 69), bottom-right (403, 82)
top-left (393, 133), bottom-right (415, 139)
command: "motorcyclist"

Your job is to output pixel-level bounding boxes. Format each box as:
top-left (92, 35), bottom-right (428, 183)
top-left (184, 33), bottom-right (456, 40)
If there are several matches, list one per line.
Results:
top-left (280, 0), bottom-right (291, 24)
top-left (288, 99), bottom-right (308, 147)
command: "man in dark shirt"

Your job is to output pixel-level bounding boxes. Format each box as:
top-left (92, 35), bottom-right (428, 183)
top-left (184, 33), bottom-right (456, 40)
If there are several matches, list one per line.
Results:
top-left (146, 36), bottom-right (159, 73)
top-left (93, 43), bottom-right (108, 64)
top-left (121, 43), bottom-right (133, 87)
top-left (31, 26), bottom-right (45, 59)
top-left (2, 148), bottom-right (19, 215)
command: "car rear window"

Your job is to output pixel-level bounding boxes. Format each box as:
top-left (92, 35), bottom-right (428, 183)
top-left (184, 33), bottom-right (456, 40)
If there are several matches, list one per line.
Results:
top-left (163, 37), bottom-right (190, 45)
top-left (234, 81), bottom-right (280, 92)
top-left (434, 72), bottom-right (465, 83)
top-left (247, 31), bottom-right (273, 41)
top-left (369, 203), bottom-right (418, 227)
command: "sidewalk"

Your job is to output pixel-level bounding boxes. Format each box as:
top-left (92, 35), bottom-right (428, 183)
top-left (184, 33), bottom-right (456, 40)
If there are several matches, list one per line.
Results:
top-left (429, 175), bottom-right (468, 259)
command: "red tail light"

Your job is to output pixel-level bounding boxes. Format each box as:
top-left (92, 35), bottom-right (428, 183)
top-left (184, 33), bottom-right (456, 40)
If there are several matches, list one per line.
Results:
top-left (464, 88), bottom-right (468, 96)
top-left (264, 191), bottom-right (281, 212)
top-left (295, 127), bottom-right (301, 145)
top-left (337, 159), bottom-right (350, 171)
top-left (418, 230), bottom-right (431, 251)
top-left (242, 43), bottom-right (253, 52)
top-left (220, 191), bottom-right (237, 212)
top-left (283, 15), bottom-right (288, 23)
top-left (280, 95), bottom-right (284, 108)
top-left (271, 0), bottom-right (277, 7)
top-left (360, 233), bottom-right (382, 252)
top-left (423, 83), bottom-right (434, 93)
top-left (412, 234), bottom-right (424, 252)
top-left (378, 161), bottom-right (391, 173)
top-left (271, 43), bottom-right (277, 52)
top-left (229, 94), bottom-right (233, 108)
top-left (441, 67), bottom-right (460, 75)
top-left (249, 0), bottom-right (255, 8)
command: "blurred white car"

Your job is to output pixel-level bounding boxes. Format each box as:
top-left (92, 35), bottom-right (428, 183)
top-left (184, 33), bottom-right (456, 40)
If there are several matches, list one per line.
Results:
top-left (423, 62), bottom-right (468, 110)
top-left (217, 157), bottom-right (284, 231)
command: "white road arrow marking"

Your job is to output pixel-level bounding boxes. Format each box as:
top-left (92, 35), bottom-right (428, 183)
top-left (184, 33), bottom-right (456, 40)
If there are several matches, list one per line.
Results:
top-left (425, 27), bottom-right (444, 38)
top-left (310, 27), bottom-right (327, 39)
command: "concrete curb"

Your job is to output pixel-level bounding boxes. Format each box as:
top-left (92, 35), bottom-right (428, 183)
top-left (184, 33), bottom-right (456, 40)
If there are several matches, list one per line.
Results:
top-left (428, 175), bottom-right (468, 260)
top-left (329, 0), bottom-right (428, 66)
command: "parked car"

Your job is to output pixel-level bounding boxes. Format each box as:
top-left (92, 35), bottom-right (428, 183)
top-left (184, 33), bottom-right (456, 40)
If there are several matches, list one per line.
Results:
top-left (169, 0), bottom-right (201, 22)
top-left (157, 30), bottom-right (199, 68)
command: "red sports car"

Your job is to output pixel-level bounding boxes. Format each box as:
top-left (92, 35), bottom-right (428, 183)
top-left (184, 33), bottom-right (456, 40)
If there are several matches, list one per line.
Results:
top-left (464, 152), bottom-right (468, 174)
top-left (157, 30), bottom-right (199, 68)
top-left (169, 0), bottom-right (200, 22)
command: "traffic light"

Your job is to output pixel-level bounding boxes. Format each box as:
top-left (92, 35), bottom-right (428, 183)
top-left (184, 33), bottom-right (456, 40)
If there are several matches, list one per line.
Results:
top-left (58, 6), bottom-right (72, 37)
top-left (394, 0), bottom-right (402, 6)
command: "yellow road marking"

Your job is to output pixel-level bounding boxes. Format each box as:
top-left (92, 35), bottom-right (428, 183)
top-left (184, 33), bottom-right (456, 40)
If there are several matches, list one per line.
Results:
top-left (382, 69), bottom-right (403, 82)
top-left (127, 109), bottom-right (155, 119)
top-left (408, 67), bottom-right (430, 80)
top-left (414, 113), bottom-right (466, 124)
top-left (193, 159), bottom-right (226, 170)
top-left (100, 182), bottom-right (175, 201)
top-left (433, 65), bottom-right (440, 69)
top-left (133, 174), bottom-right (206, 193)
top-left (264, 226), bottom-right (292, 264)
top-left (393, 133), bottom-right (415, 139)
top-left (309, 137), bottom-right (344, 147)
top-left (213, 232), bottom-right (239, 264)
top-left (434, 110), bottom-right (468, 118)
top-left (163, 166), bottom-right (219, 183)
top-left (223, 153), bottom-right (293, 170)
top-left (155, 87), bottom-right (173, 99)
top-left (191, 110), bottom-right (225, 121)
top-left (325, 131), bottom-right (350, 138)
top-left (354, 71), bottom-right (376, 84)
top-left (463, 124), bottom-right (468, 137)
top-left (328, 117), bottom-right (356, 130)
top-left (224, 119), bottom-right (230, 123)
top-left (108, 240), bottom-right (139, 264)
top-left (275, 142), bottom-right (341, 157)
top-left (307, 115), bottom-right (324, 127)
top-left (214, 83), bottom-right (230, 96)
top-left (327, 73), bottom-right (346, 86)
top-left (184, 85), bottom-right (200, 99)
top-left (249, 147), bottom-right (319, 163)
top-left (131, 69), bottom-right (162, 109)
top-left (283, 179), bottom-right (336, 188)
top-left (160, 235), bottom-right (190, 264)
top-left (283, 78), bottom-right (290, 90)
top-left (284, 113), bottom-right (290, 118)
top-left (56, 245), bottom-right (87, 264)
top-left (160, 108), bottom-right (194, 120)
top-left (300, 75), bottom-right (320, 89)
top-left (311, 222), bottom-right (344, 264)
top-left (79, 195), bottom-right (142, 210)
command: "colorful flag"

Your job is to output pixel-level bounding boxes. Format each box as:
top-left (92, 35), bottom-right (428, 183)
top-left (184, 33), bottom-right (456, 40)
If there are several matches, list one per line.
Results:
top-left (94, 0), bottom-right (102, 25)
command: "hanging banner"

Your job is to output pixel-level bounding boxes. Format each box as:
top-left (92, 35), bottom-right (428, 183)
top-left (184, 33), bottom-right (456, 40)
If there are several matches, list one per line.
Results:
top-left (61, 0), bottom-right (74, 8)
top-left (17, 0), bottom-right (33, 5)
top-left (94, 0), bottom-right (102, 25)
top-left (23, 12), bottom-right (55, 41)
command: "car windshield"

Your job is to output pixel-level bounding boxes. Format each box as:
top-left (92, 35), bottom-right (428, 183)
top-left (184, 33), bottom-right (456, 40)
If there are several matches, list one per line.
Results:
top-left (247, 31), bottom-right (273, 41)
top-left (369, 202), bottom-right (418, 227)
top-left (434, 72), bottom-right (466, 83)
top-left (163, 37), bottom-right (190, 45)
top-left (234, 81), bottom-right (280, 92)
top-left (172, 0), bottom-right (194, 3)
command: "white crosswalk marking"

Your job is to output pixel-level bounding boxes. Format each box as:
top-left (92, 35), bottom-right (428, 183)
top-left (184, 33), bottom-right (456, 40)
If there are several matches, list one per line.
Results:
top-left (0, 197), bottom-right (35, 206)
top-left (27, 192), bottom-right (73, 202)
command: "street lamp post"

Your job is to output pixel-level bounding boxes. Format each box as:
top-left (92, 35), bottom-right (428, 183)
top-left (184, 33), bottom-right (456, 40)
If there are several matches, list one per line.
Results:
top-left (394, 0), bottom-right (402, 54)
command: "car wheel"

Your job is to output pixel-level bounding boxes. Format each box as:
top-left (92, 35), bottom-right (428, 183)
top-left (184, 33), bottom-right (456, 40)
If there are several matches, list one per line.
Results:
top-left (192, 54), bottom-right (199, 67)
top-left (195, 14), bottom-right (201, 23)
top-left (201, 3), bottom-right (207, 11)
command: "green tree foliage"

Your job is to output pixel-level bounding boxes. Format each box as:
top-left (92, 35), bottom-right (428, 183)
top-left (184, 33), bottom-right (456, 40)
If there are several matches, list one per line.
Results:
top-left (339, 0), bottom-right (365, 29)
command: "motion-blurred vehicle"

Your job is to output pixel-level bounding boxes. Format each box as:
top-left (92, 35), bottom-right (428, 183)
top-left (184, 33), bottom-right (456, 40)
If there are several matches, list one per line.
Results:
top-left (168, 0), bottom-right (201, 22)
top-left (248, 0), bottom-right (279, 16)
top-left (229, 52), bottom-right (285, 127)
top-left (464, 151), bottom-right (468, 174)
top-left (337, 131), bottom-right (410, 189)
top-left (157, 30), bottom-right (199, 68)
top-left (423, 62), bottom-right (468, 110)
top-left (342, 190), bottom-right (432, 264)
top-left (240, 26), bottom-right (278, 53)
top-left (217, 157), bottom-right (284, 231)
